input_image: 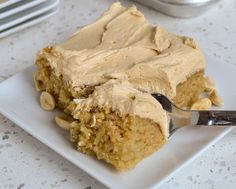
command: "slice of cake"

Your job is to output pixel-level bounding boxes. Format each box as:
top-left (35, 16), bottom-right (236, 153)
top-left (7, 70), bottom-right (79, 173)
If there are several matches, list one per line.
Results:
top-left (70, 80), bottom-right (168, 170)
top-left (34, 2), bottom-right (221, 170)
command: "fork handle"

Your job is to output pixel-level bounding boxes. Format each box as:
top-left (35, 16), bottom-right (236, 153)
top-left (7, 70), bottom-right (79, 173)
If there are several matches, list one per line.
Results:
top-left (197, 111), bottom-right (236, 126)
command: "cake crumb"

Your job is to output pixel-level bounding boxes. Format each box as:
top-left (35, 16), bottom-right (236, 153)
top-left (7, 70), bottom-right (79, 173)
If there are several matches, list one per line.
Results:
top-left (191, 98), bottom-right (212, 110)
top-left (209, 90), bottom-right (224, 106)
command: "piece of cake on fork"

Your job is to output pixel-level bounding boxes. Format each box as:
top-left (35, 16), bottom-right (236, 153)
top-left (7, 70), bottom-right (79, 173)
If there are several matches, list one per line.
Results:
top-left (70, 80), bottom-right (169, 170)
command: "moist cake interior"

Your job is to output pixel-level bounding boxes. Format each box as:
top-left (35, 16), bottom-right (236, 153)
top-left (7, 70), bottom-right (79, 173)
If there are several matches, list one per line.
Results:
top-left (70, 108), bottom-right (166, 171)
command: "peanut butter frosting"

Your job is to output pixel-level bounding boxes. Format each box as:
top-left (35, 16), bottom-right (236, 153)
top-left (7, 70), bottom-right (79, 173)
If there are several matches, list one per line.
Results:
top-left (72, 80), bottom-right (169, 139)
top-left (41, 2), bottom-right (205, 99)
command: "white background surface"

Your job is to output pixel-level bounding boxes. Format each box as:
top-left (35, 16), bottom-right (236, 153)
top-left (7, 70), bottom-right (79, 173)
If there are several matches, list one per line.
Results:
top-left (0, 0), bottom-right (236, 188)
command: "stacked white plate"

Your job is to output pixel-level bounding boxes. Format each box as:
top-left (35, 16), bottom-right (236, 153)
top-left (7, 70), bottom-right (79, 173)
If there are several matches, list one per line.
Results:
top-left (0, 0), bottom-right (59, 38)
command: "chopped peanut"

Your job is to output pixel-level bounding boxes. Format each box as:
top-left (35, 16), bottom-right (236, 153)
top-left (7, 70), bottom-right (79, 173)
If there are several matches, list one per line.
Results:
top-left (33, 73), bottom-right (44, 91)
top-left (55, 114), bottom-right (74, 130)
top-left (190, 98), bottom-right (212, 110)
top-left (209, 90), bottom-right (224, 106)
top-left (40, 91), bottom-right (55, 110)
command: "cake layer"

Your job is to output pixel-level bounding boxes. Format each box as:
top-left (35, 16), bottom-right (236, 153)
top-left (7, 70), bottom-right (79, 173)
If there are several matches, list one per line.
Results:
top-left (173, 71), bottom-right (206, 108)
top-left (70, 107), bottom-right (166, 171)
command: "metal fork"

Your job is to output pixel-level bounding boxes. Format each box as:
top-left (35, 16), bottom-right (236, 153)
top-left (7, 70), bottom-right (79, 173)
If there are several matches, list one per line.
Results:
top-left (151, 93), bottom-right (236, 136)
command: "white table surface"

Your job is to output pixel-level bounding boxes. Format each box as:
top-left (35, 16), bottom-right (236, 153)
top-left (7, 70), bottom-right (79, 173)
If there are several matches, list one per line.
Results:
top-left (0, 0), bottom-right (236, 188)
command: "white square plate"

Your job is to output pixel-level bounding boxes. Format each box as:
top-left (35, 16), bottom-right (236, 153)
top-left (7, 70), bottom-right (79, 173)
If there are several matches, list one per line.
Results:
top-left (0, 56), bottom-right (235, 189)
